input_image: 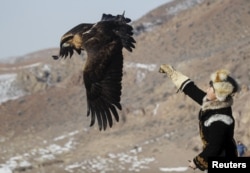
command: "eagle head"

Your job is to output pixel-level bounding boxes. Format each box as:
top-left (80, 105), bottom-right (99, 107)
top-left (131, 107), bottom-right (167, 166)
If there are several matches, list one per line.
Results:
top-left (52, 33), bottom-right (83, 60)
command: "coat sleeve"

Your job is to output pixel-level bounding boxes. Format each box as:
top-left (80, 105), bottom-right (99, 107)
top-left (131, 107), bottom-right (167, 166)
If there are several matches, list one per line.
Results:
top-left (180, 80), bottom-right (206, 105)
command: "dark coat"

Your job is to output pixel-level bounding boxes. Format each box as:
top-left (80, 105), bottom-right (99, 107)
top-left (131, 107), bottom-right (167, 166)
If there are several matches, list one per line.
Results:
top-left (180, 80), bottom-right (238, 171)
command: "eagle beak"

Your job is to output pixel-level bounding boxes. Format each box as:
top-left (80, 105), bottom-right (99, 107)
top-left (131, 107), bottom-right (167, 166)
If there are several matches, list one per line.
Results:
top-left (62, 42), bottom-right (70, 47)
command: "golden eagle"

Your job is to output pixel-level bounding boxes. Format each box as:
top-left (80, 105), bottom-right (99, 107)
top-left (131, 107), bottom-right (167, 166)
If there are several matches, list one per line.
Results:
top-left (52, 13), bottom-right (136, 131)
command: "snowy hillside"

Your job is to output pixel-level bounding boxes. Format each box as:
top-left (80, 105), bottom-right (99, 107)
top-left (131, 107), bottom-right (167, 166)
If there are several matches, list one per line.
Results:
top-left (0, 74), bottom-right (25, 104)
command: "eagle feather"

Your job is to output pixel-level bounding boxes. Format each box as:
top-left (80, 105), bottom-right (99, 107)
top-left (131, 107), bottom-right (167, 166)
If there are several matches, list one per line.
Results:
top-left (52, 13), bottom-right (135, 131)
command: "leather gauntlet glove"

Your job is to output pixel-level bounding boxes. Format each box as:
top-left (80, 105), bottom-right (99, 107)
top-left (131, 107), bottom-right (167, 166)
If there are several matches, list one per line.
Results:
top-left (159, 64), bottom-right (190, 90)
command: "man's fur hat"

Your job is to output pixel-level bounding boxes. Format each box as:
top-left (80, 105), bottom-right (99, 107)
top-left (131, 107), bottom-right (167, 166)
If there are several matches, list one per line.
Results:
top-left (210, 69), bottom-right (239, 101)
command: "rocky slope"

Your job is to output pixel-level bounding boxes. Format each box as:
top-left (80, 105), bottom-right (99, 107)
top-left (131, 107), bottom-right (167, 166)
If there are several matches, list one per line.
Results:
top-left (0, 0), bottom-right (250, 172)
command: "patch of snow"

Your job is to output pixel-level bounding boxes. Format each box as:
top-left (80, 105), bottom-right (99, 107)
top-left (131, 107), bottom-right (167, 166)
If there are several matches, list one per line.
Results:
top-left (0, 73), bottom-right (25, 104)
top-left (18, 160), bottom-right (32, 168)
top-left (136, 70), bottom-right (146, 83)
top-left (159, 167), bottom-right (188, 172)
top-left (0, 154), bottom-right (32, 173)
top-left (153, 103), bottom-right (159, 116)
top-left (0, 63), bottom-right (41, 71)
top-left (0, 166), bottom-right (12, 173)
top-left (134, 20), bottom-right (163, 35)
top-left (143, 131), bottom-right (175, 146)
top-left (0, 132), bottom-right (78, 172)
top-left (125, 62), bottom-right (157, 83)
top-left (54, 130), bottom-right (79, 141)
top-left (125, 62), bottom-right (157, 72)
top-left (65, 151), bottom-right (155, 173)
top-left (166, 0), bottom-right (204, 15)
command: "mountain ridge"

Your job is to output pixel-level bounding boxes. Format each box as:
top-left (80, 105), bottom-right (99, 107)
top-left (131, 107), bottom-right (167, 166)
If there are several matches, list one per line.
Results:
top-left (1, 0), bottom-right (250, 172)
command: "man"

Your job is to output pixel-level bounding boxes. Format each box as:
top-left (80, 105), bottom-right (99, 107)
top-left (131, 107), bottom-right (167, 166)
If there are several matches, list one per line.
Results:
top-left (159, 64), bottom-right (239, 171)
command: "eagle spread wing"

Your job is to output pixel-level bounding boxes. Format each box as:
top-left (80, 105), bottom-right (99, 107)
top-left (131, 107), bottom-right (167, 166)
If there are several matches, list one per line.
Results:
top-left (52, 13), bottom-right (136, 131)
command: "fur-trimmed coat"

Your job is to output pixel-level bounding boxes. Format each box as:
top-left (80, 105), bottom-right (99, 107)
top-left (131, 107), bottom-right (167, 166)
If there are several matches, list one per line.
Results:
top-left (180, 80), bottom-right (238, 171)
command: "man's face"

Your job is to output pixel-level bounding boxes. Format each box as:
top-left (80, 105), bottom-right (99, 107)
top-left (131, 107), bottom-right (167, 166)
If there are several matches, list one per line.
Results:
top-left (206, 85), bottom-right (217, 101)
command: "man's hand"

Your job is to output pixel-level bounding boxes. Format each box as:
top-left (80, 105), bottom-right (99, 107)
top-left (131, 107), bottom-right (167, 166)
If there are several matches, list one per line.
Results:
top-left (159, 64), bottom-right (190, 90)
top-left (159, 64), bottom-right (174, 77)
top-left (188, 160), bottom-right (197, 170)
